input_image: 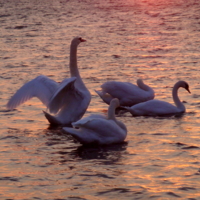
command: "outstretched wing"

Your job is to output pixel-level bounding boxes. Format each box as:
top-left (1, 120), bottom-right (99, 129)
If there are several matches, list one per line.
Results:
top-left (47, 77), bottom-right (77, 114)
top-left (7, 75), bottom-right (58, 110)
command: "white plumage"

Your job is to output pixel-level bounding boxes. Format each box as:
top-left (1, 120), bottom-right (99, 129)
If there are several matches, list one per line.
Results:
top-left (124, 81), bottom-right (190, 116)
top-left (63, 98), bottom-right (127, 145)
top-left (7, 37), bottom-right (91, 126)
top-left (95, 79), bottom-right (154, 106)
top-left (7, 75), bottom-right (58, 109)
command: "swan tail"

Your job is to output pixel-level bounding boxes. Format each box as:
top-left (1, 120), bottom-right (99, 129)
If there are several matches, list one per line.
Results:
top-left (121, 106), bottom-right (130, 110)
top-left (63, 127), bottom-right (78, 135)
top-left (43, 110), bottom-right (61, 125)
top-left (95, 90), bottom-right (113, 105)
top-left (121, 106), bottom-right (134, 114)
top-left (63, 127), bottom-right (85, 143)
top-left (94, 90), bottom-right (103, 98)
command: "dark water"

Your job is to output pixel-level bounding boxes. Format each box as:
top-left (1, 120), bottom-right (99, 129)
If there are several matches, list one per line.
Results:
top-left (0, 0), bottom-right (200, 199)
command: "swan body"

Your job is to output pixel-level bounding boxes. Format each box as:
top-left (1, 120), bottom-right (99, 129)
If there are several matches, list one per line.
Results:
top-left (124, 81), bottom-right (190, 116)
top-left (63, 98), bottom-right (127, 145)
top-left (7, 37), bottom-right (91, 125)
top-left (95, 79), bottom-right (154, 106)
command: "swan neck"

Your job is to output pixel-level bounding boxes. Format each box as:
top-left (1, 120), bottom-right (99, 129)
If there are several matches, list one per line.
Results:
top-left (69, 43), bottom-right (80, 78)
top-left (107, 100), bottom-right (127, 133)
top-left (107, 103), bottom-right (117, 121)
top-left (137, 80), bottom-right (151, 91)
top-left (172, 84), bottom-right (185, 110)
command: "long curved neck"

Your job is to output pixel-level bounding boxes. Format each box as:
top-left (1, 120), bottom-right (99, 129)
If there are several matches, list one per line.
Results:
top-left (69, 43), bottom-right (80, 78)
top-left (172, 85), bottom-right (185, 111)
top-left (107, 100), bottom-right (127, 132)
top-left (107, 102), bottom-right (127, 132)
top-left (107, 103), bottom-right (117, 121)
top-left (137, 80), bottom-right (153, 92)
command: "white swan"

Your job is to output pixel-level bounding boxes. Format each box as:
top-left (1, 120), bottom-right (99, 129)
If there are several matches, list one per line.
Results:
top-left (63, 98), bottom-right (127, 145)
top-left (95, 79), bottom-right (154, 106)
top-left (7, 37), bottom-right (91, 125)
top-left (124, 81), bottom-right (190, 116)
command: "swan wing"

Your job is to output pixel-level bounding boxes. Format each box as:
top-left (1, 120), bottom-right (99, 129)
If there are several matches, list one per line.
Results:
top-left (72, 114), bottom-right (106, 128)
top-left (102, 81), bottom-right (138, 95)
top-left (47, 77), bottom-right (77, 114)
top-left (101, 81), bottom-right (151, 106)
top-left (73, 118), bottom-right (119, 137)
top-left (66, 118), bottom-right (126, 145)
top-left (7, 75), bottom-right (58, 110)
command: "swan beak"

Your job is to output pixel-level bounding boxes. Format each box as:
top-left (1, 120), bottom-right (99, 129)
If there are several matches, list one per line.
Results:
top-left (187, 88), bottom-right (191, 93)
top-left (80, 38), bottom-right (86, 42)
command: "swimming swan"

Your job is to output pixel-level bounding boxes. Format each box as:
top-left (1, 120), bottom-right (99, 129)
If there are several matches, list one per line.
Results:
top-left (63, 98), bottom-right (127, 145)
top-left (124, 80), bottom-right (190, 116)
top-left (7, 37), bottom-right (91, 125)
top-left (95, 79), bottom-right (154, 106)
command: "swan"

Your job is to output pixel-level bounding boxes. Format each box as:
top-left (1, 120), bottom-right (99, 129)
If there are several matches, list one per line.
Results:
top-left (95, 79), bottom-right (154, 106)
top-left (123, 80), bottom-right (190, 116)
top-left (63, 98), bottom-right (127, 145)
top-left (7, 37), bottom-right (91, 125)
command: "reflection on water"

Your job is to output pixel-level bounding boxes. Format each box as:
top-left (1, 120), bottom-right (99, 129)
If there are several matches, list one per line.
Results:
top-left (73, 142), bottom-right (128, 160)
top-left (0, 0), bottom-right (200, 199)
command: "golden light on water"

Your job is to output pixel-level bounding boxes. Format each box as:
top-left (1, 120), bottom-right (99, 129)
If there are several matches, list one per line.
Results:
top-left (0, 0), bottom-right (200, 199)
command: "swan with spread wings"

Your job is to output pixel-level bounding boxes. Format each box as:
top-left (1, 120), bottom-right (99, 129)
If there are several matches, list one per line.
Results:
top-left (7, 37), bottom-right (91, 126)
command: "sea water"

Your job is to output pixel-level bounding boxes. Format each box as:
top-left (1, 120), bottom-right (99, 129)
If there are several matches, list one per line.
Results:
top-left (0, 0), bottom-right (200, 199)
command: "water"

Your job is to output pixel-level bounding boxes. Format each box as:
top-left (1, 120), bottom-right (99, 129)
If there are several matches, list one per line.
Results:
top-left (0, 0), bottom-right (200, 199)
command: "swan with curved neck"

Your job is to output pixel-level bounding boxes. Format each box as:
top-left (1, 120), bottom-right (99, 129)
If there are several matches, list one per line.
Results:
top-left (63, 98), bottom-right (127, 145)
top-left (124, 81), bottom-right (190, 116)
top-left (7, 37), bottom-right (91, 125)
top-left (95, 79), bottom-right (154, 106)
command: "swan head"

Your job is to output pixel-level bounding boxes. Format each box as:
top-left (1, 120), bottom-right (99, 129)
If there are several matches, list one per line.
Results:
top-left (136, 79), bottom-right (144, 86)
top-left (110, 98), bottom-right (120, 108)
top-left (178, 81), bottom-right (191, 93)
top-left (184, 82), bottom-right (191, 93)
top-left (107, 98), bottom-right (120, 120)
top-left (71, 37), bottom-right (86, 47)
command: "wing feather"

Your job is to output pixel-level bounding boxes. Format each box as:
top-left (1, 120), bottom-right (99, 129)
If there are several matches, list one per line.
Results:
top-left (102, 81), bottom-right (140, 97)
top-left (7, 75), bottom-right (58, 110)
top-left (48, 77), bottom-right (77, 114)
top-left (72, 114), bottom-right (106, 128)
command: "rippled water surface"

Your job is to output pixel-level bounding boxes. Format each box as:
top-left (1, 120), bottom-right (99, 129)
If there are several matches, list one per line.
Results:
top-left (1, 0), bottom-right (200, 199)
